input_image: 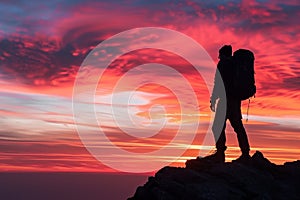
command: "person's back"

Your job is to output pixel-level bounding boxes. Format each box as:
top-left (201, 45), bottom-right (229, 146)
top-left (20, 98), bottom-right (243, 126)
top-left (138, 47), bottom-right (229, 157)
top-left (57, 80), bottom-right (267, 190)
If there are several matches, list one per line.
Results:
top-left (211, 45), bottom-right (235, 106)
top-left (217, 54), bottom-right (235, 98)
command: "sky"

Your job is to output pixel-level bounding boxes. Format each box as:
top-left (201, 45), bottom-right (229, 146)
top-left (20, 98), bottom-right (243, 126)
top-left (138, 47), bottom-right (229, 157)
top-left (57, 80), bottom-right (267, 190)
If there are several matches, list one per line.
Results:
top-left (0, 0), bottom-right (299, 173)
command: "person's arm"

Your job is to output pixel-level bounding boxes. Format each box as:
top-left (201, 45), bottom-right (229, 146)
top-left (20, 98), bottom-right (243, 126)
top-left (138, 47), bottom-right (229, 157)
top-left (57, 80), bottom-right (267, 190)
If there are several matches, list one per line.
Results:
top-left (210, 62), bottom-right (222, 111)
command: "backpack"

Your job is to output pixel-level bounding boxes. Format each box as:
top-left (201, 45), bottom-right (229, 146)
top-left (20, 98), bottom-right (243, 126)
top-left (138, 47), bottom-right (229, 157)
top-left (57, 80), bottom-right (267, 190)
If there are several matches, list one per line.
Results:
top-left (233, 49), bottom-right (256, 100)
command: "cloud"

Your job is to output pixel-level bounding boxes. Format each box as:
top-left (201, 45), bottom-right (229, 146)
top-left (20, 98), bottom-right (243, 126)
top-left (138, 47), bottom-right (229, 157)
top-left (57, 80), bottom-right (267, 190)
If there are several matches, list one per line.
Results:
top-left (0, 0), bottom-right (299, 171)
top-left (0, 138), bottom-right (110, 171)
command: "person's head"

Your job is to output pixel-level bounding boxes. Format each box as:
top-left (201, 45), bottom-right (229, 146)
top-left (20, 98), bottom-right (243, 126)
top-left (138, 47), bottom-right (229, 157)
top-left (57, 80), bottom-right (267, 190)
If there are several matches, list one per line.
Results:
top-left (219, 45), bottom-right (232, 58)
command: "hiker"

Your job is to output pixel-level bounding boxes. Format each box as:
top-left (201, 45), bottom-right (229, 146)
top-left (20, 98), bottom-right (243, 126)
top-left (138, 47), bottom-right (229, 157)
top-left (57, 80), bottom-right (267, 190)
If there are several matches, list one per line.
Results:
top-left (205, 45), bottom-right (251, 162)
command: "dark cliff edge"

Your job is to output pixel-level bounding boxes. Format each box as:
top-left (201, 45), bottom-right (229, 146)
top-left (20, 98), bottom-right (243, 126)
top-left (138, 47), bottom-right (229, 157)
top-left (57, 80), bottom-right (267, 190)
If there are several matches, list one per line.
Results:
top-left (128, 151), bottom-right (300, 200)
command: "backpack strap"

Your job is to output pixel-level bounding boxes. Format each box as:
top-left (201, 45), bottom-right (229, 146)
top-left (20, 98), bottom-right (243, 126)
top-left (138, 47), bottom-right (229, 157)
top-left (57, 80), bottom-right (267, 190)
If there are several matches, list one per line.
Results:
top-left (246, 98), bottom-right (250, 122)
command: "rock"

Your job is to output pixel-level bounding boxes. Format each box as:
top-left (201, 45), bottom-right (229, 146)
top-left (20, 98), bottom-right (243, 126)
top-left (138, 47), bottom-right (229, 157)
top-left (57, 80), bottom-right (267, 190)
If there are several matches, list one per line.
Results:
top-left (128, 151), bottom-right (300, 200)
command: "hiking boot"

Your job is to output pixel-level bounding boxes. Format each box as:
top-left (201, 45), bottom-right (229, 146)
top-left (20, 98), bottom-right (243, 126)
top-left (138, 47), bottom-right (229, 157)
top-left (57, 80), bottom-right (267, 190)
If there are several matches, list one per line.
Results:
top-left (197, 151), bottom-right (225, 163)
top-left (233, 153), bottom-right (251, 164)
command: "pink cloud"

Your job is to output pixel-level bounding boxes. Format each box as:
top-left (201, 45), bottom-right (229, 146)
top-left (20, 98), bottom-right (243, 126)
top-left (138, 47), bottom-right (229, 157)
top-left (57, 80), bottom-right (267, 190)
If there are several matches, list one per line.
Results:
top-left (0, 0), bottom-right (299, 171)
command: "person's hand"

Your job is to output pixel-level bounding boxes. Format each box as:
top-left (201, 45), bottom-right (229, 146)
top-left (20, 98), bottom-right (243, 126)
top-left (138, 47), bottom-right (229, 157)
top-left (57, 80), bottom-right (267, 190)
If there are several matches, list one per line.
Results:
top-left (210, 98), bottom-right (216, 112)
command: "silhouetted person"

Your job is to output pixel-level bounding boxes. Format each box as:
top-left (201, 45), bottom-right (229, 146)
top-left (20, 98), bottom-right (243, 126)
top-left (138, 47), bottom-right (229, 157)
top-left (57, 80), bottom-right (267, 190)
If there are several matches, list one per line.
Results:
top-left (204, 45), bottom-right (250, 162)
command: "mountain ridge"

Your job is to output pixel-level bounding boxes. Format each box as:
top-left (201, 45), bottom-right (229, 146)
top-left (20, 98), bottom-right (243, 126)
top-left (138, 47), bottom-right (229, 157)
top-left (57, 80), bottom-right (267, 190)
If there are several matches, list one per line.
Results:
top-left (128, 151), bottom-right (300, 200)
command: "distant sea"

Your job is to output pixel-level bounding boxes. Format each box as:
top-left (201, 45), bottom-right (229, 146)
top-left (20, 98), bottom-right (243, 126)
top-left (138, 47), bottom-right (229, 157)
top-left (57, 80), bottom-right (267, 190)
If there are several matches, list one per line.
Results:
top-left (0, 172), bottom-right (148, 200)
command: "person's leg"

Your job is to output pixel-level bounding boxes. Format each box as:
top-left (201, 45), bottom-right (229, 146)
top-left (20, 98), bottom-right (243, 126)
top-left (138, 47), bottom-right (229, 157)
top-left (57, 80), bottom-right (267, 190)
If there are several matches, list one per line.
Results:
top-left (200, 99), bottom-right (227, 162)
top-left (213, 120), bottom-right (227, 152)
top-left (212, 99), bottom-right (227, 152)
top-left (229, 118), bottom-right (250, 155)
top-left (201, 117), bottom-right (226, 162)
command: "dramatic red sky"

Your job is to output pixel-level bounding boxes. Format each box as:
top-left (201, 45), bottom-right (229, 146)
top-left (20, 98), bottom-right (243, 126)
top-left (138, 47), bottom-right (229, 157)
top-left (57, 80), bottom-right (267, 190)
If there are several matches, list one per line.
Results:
top-left (0, 0), bottom-right (299, 173)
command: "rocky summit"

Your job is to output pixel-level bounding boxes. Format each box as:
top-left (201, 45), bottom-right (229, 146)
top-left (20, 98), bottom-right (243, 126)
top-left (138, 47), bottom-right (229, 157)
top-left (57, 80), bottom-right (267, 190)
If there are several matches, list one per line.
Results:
top-left (128, 151), bottom-right (300, 200)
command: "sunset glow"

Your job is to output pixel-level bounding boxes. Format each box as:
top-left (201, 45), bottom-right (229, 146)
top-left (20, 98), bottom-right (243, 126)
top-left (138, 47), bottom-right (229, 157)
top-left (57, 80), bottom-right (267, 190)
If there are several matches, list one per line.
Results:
top-left (0, 0), bottom-right (299, 173)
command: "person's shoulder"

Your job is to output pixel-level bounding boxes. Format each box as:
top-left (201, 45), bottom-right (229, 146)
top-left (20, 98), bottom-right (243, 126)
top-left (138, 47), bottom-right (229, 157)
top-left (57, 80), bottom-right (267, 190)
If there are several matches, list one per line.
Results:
top-left (225, 56), bottom-right (233, 61)
top-left (224, 57), bottom-right (234, 64)
top-left (219, 57), bottom-right (233, 64)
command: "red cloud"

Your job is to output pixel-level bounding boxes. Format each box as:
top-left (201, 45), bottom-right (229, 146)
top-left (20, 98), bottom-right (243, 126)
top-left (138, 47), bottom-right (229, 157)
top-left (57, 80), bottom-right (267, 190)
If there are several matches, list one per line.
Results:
top-left (0, 0), bottom-right (299, 172)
